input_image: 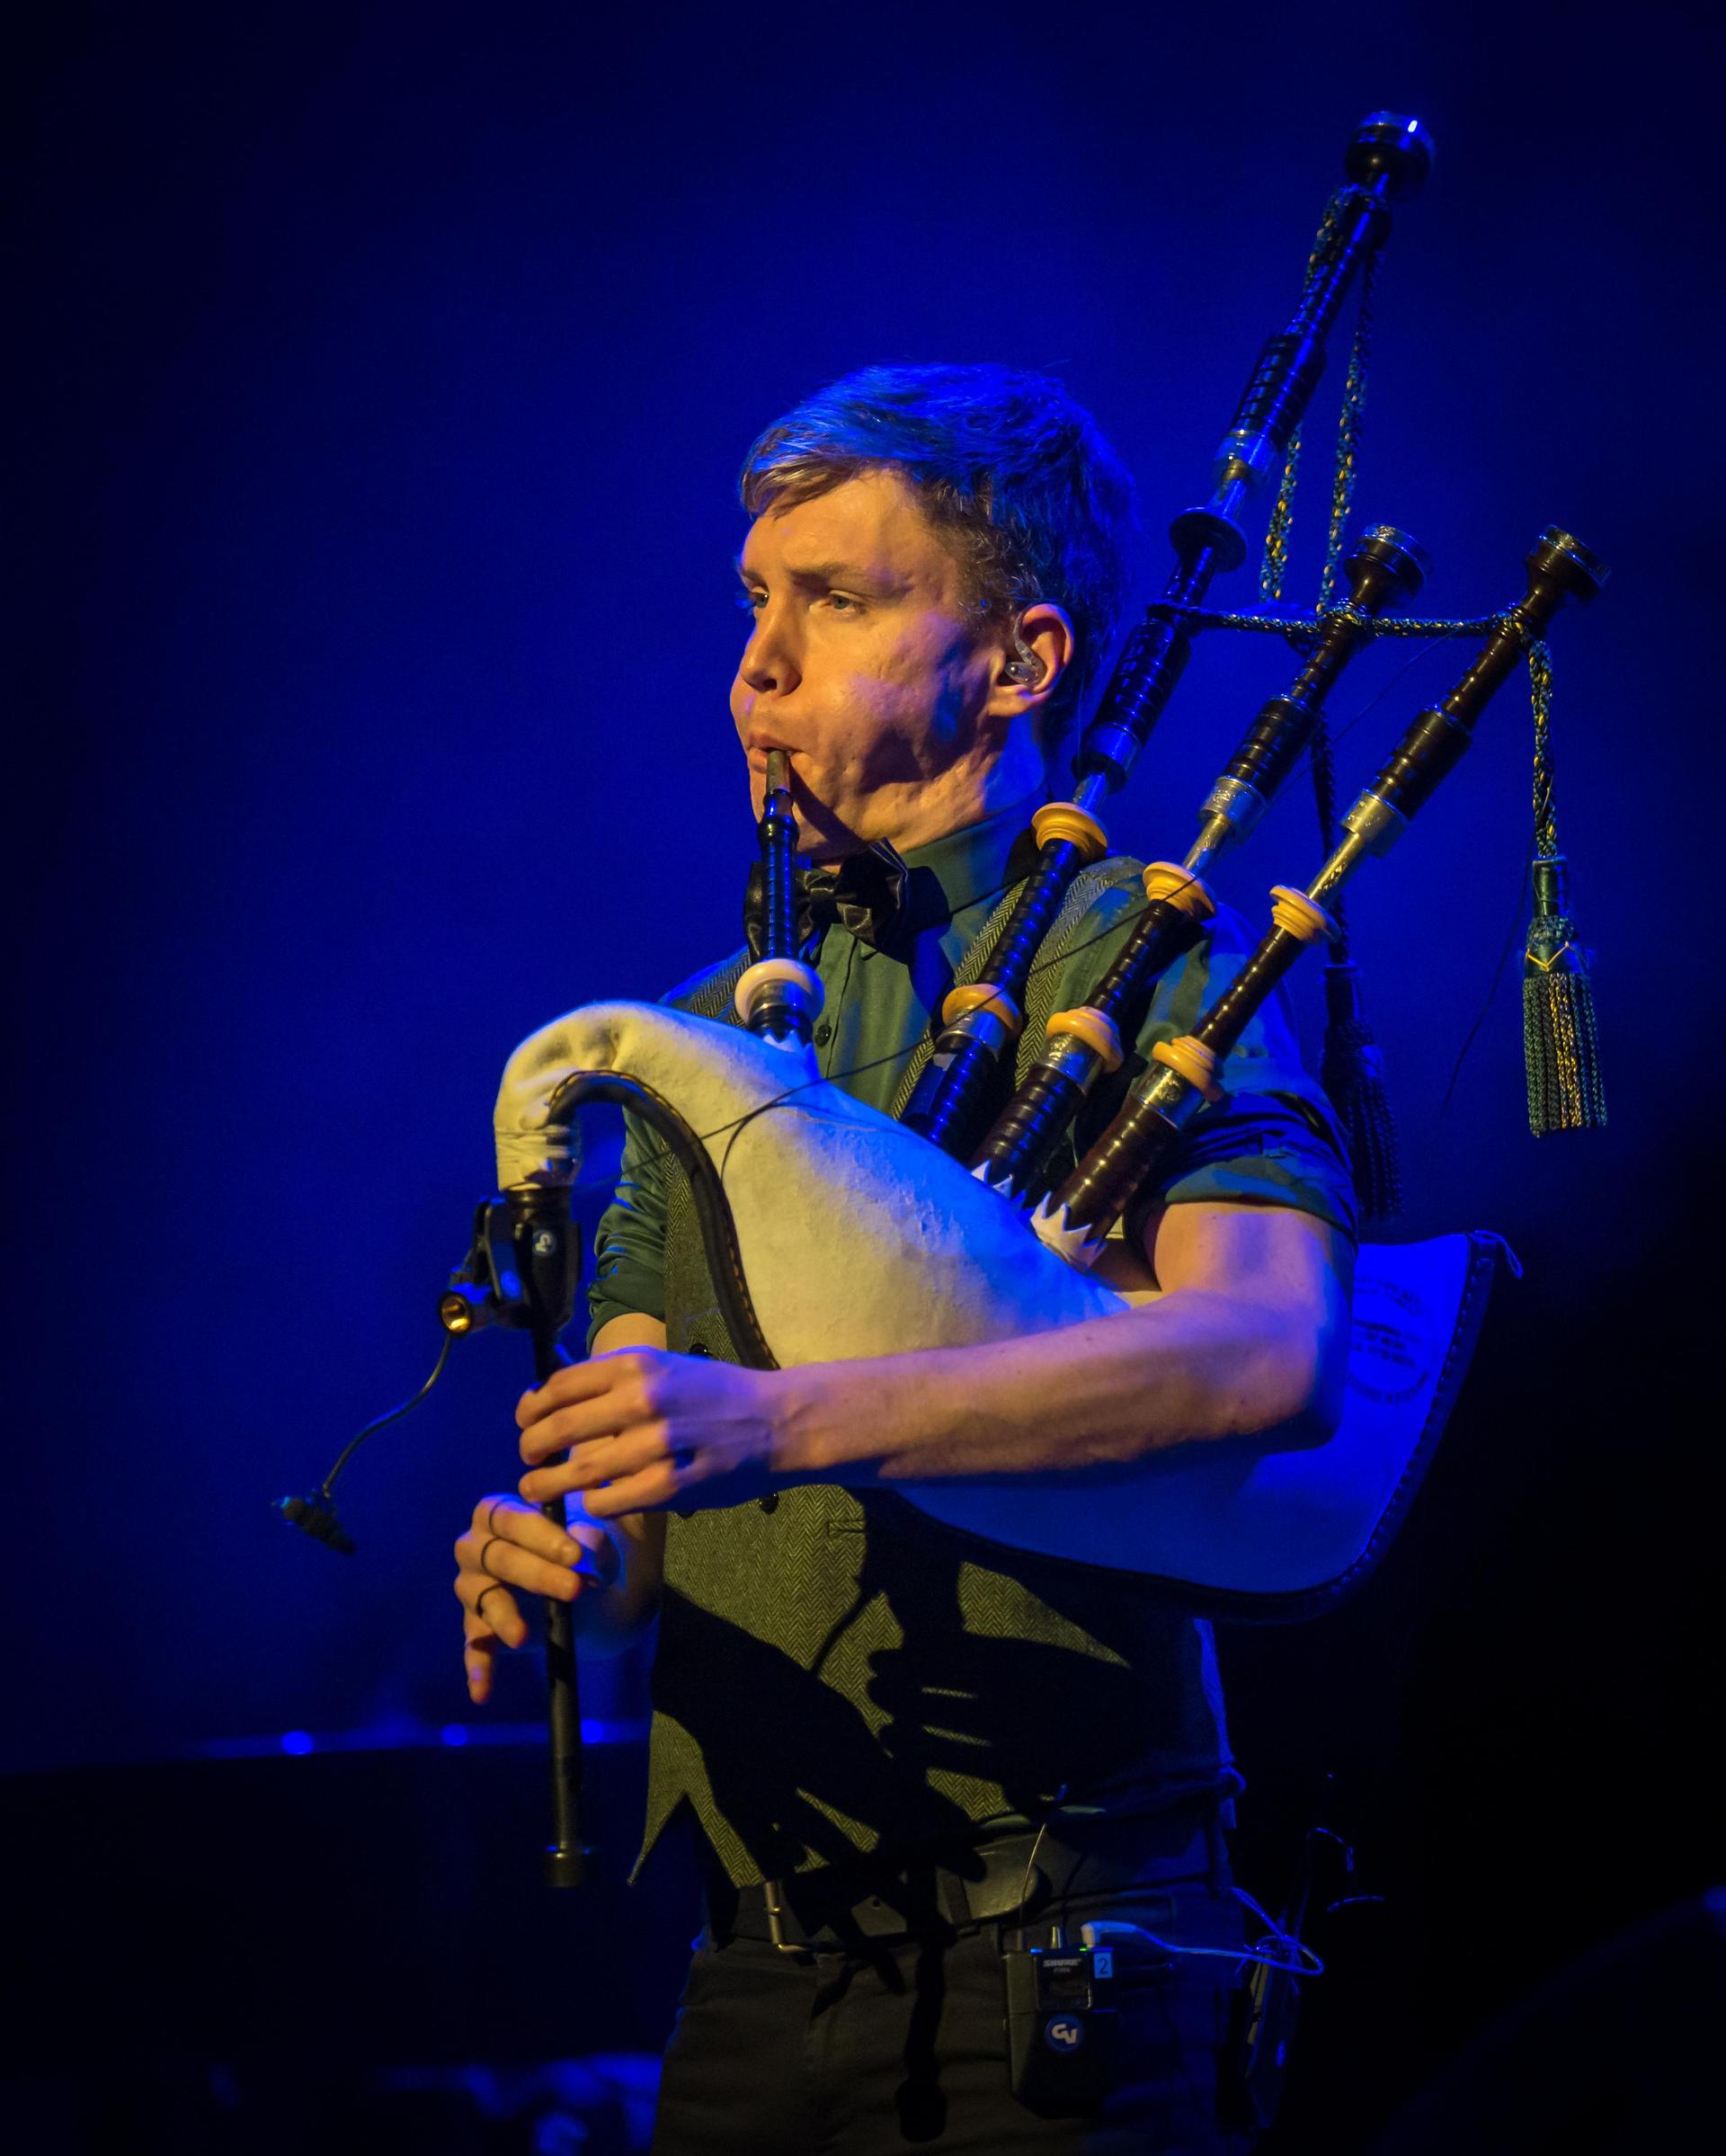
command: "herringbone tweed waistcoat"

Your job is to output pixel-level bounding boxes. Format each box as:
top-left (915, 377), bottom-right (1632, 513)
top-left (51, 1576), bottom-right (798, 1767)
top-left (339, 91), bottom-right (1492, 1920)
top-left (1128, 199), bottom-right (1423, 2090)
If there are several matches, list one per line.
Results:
top-left (639, 861), bottom-right (1231, 1885)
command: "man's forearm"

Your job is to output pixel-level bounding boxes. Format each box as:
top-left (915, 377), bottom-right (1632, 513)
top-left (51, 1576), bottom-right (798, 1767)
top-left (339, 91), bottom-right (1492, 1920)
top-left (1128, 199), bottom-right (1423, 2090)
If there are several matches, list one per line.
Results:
top-left (771, 1287), bottom-right (1341, 1484)
top-left (516, 1206), bottom-right (1351, 1519)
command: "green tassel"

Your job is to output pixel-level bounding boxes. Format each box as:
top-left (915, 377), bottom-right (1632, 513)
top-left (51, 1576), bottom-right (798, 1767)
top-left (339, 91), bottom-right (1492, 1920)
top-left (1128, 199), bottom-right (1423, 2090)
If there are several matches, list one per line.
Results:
top-left (1523, 855), bottom-right (1606, 1135)
top-left (1321, 960), bottom-right (1401, 1221)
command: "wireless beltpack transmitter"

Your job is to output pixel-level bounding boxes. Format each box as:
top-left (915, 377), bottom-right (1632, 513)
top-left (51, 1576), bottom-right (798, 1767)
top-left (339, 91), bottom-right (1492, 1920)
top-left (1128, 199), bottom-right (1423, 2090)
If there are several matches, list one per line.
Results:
top-left (1003, 1938), bottom-right (1122, 2114)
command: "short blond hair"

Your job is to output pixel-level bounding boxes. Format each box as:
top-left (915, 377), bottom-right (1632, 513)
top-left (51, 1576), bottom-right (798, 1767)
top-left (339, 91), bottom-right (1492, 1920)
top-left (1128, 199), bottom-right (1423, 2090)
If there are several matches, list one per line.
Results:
top-left (741, 364), bottom-right (1136, 754)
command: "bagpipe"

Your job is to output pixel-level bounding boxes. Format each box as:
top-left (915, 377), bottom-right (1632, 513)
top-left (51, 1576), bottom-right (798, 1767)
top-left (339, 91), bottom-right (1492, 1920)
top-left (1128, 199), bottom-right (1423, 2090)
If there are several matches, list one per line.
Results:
top-left (280, 115), bottom-right (1607, 1884)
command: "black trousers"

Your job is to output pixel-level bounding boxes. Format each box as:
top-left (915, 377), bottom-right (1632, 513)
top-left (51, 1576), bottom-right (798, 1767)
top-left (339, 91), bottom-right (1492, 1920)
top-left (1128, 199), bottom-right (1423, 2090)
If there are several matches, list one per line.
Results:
top-left (651, 1878), bottom-right (1255, 2154)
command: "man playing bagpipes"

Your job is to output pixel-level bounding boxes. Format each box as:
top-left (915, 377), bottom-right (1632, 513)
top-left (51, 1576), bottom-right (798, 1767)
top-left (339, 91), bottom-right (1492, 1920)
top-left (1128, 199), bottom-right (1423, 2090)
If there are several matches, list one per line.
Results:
top-left (451, 366), bottom-right (1357, 2152)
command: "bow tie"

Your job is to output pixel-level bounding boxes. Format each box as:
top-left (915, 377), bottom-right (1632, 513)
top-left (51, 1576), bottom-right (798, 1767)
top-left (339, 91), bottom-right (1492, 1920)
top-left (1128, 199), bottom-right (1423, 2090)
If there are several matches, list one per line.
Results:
top-left (744, 840), bottom-right (910, 958)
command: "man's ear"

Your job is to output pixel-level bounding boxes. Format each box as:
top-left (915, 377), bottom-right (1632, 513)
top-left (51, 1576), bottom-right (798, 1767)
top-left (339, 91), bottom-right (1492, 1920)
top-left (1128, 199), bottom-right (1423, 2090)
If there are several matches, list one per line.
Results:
top-left (983, 601), bottom-right (1075, 725)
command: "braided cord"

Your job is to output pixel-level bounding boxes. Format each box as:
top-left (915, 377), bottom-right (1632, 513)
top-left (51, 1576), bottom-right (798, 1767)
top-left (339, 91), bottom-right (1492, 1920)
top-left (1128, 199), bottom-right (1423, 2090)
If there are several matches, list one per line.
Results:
top-left (1261, 425), bottom-right (1301, 601)
top-left (1529, 638), bottom-right (1558, 859)
top-left (1521, 637), bottom-right (1606, 1134)
top-left (1317, 245), bottom-right (1376, 614)
top-left (1160, 607), bottom-right (1500, 638)
top-left (1259, 191), bottom-right (1349, 604)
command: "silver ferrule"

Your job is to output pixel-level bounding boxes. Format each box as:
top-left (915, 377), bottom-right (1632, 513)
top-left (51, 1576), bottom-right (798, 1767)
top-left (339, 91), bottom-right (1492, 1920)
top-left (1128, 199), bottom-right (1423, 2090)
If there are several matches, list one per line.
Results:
top-left (1188, 775), bottom-right (1267, 874)
top-left (1201, 773), bottom-right (1268, 833)
top-left (1126, 1060), bottom-right (1203, 1130)
top-left (938, 1007), bottom-right (1013, 1058)
top-left (1039, 1034), bottom-right (1104, 1090)
top-left (1212, 430), bottom-right (1280, 494)
top-left (1074, 725), bottom-right (1135, 792)
top-left (1341, 788), bottom-right (1409, 858)
top-left (747, 976), bottom-right (822, 1047)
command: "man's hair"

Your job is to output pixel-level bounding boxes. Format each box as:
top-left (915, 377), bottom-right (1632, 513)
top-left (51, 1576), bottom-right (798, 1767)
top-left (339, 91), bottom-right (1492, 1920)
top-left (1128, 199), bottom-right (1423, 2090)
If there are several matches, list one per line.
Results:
top-left (739, 363), bottom-right (1136, 757)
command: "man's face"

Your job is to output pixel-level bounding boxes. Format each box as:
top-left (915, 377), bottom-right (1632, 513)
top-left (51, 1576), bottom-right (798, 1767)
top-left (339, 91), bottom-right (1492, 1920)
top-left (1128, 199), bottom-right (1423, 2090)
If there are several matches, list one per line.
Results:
top-left (731, 469), bottom-right (1007, 855)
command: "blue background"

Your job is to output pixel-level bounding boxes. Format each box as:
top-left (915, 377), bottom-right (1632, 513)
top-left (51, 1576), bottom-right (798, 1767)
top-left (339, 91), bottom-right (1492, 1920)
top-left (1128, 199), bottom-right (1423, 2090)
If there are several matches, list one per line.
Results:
top-left (7, 0), bottom-right (1722, 2140)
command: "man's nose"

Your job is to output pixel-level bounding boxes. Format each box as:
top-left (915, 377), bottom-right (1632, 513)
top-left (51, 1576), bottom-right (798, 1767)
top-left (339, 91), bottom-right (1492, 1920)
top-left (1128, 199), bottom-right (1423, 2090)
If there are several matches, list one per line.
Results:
top-left (739, 605), bottom-right (799, 696)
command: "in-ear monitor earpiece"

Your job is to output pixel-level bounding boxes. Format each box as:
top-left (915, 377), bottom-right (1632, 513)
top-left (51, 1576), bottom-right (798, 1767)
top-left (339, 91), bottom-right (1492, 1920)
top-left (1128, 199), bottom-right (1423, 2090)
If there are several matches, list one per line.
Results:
top-left (1005, 621), bottom-right (1046, 684)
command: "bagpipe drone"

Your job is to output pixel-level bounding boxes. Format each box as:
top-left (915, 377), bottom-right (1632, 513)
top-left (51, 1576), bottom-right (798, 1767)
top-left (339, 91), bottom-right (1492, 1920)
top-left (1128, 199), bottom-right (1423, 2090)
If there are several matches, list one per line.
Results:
top-left (280, 115), bottom-right (1607, 1884)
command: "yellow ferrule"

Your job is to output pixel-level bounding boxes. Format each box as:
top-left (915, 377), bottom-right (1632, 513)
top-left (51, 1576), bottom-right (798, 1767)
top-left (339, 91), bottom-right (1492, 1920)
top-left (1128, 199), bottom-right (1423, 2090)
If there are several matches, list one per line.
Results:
top-left (941, 983), bottom-right (1024, 1034)
top-left (1031, 800), bottom-right (1109, 864)
top-left (1152, 1035), bottom-right (1224, 1103)
top-left (1045, 1005), bottom-right (1125, 1072)
top-left (1268, 885), bottom-right (1338, 944)
top-left (1142, 861), bottom-right (1216, 921)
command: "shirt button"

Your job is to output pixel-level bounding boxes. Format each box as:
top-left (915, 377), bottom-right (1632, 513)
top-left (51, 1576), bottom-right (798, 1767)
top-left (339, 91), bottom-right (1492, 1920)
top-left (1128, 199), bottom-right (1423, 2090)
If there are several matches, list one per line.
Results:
top-left (814, 1020), bottom-right (832, 1045)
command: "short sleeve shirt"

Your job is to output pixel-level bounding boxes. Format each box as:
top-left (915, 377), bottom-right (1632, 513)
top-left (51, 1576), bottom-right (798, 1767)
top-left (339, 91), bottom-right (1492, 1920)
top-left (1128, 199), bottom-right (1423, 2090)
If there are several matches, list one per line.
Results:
top-left (589, 798), bottom-right (1356, 1343)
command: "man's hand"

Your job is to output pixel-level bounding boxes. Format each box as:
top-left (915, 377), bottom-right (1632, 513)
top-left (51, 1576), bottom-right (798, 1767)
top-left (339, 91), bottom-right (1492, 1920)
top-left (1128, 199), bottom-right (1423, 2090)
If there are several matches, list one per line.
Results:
top-left (453, 1494), bottom-right (619, 1704)
top-left (516, 1347), bottom-right (782, 1519)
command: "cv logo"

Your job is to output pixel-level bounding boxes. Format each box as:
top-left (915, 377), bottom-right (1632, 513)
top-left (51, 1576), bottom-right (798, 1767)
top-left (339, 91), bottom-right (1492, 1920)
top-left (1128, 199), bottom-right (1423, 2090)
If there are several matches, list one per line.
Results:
top-left (1044, 2016), bottom-right (1084, 2050)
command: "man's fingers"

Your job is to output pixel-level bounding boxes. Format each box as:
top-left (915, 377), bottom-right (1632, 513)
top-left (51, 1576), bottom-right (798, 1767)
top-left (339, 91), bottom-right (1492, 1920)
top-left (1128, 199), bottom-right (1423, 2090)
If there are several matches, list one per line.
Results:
top-left (456, 1528), bottom-right (579, 1607)
top-left (516, 1393), bottom-right (647, 1464)
top-left (462, 1596), bottom-right (520, 1644)
top-left (463, 1592), bottom-right (527, 1638)
top-left (462, 1620), bottom-right (503, 1704)
top-left (583, 1460), bottom-right (684, 1519)
top-left (469, 1493), bottom-right (581, 1563)
top-left (458, 1572), bottom-right (528, 1640)
top-left (458, 1495), bottom-right (618, 1592)
top-left (516, 1349), bottom-right (677, 1450)
top-left (569, 1514), bottom-right (623, 1584)
top-left (520, 1427), bottom-right (672, 1501)
top-left (454, 1488), bottom-right (622, 1707)
top-left (515, 1349), bottom-right (658, 1430)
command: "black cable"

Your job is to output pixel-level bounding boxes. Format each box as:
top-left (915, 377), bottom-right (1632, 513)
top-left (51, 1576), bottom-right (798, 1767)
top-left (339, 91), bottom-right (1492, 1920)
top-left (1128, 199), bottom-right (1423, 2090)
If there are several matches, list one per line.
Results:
top-left (274, 1333), bottom-right (454, 1552)
top-left (316, 1333), bottom-right (454, 1493)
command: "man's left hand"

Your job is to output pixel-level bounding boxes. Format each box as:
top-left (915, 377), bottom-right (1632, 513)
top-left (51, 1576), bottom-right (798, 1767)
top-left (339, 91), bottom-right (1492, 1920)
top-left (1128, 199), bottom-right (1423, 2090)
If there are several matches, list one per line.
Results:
top-left (517, 1347), bottom-right (784, 1518)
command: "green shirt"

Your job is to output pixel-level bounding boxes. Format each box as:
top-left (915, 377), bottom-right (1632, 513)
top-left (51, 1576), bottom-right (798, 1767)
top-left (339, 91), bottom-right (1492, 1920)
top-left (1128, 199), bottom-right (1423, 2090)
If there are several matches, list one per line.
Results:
top-left (591, 799), bottom-right (1356, 1342)
top-left (585, 799), bottom-right (1357, 1888)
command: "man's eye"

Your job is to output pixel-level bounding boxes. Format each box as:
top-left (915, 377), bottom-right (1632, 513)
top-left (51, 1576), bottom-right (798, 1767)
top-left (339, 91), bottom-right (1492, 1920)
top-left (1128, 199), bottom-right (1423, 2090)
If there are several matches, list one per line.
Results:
top-left (736, 590), bottom-right (766, 614)
top-left (824, 592), bottom-right (863, 613)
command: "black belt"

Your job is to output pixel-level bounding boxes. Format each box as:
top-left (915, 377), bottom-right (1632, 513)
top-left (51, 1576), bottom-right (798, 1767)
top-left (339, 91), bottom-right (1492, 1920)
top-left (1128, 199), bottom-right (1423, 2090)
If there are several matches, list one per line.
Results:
top-left (706, 1809), bottom-right (1223, 1953)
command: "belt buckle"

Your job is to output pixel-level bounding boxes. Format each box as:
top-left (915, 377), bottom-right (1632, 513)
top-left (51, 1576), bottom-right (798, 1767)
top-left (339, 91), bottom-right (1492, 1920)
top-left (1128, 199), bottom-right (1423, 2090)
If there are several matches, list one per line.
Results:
top-left (761, 1877), bottom-right (810, 1956)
